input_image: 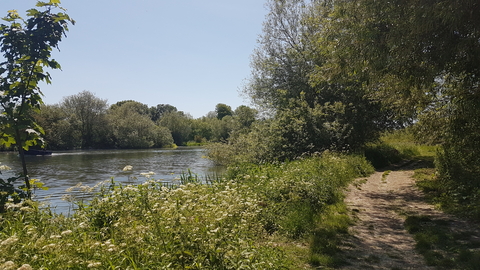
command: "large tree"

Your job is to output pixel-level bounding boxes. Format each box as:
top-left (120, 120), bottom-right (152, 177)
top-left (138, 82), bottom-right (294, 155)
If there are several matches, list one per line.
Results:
top-left (158, 111), bottom-right (192, 145)
top-left (240, 0), bottom-right (391, 161)
top-left (61, 91), bottom-right (109, 149)
top-left (0, 0), bottom-right (73, 196)
top-left (34, 104), bottom-right (78, 149)
top-left (108, 101), bottom-right (173, 149)
top-left (320, 0), bottom-right (480, 184)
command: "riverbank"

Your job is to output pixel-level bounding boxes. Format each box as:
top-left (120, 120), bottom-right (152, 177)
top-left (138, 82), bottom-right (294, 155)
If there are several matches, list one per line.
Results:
top-left (0, 152), bottom-right (373, 269)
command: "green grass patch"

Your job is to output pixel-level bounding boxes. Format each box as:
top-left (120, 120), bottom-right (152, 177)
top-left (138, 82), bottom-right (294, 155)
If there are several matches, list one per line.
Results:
top-left (309, 201), bottom-right (352, 268)
top-left (404, 215), bottom-right (480, 269)
top-left (414, 168), bottom-right (480, 221)
top-left (363, 129), bottom-right (437, 169)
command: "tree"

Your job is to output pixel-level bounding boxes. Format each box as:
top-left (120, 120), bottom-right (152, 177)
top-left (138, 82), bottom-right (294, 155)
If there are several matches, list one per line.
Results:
top-left (322, 0), bottom-right (480, 184)
top-left (112, 100), bottom-right (149, 115)
top-left (158, 111), bottom-right (192, 145)
top-left (246, 0), bottom-right (315, 110)
top-left (149, 104), bottom-right (177, 122)
top-left (215, 103), bottom-right (233, 120)
top-left (107, 101), bottom-right (173, 149)
top-left (234, 105), bottom-right (257, 128)
top-left (34, 104), bottom-right (78, 149)
top-left (0, 1), bottom-right (73, 197)
top-left (61, 91), bottom-right (109, 149)
top-left (237, 0), bottom-right (390, 161)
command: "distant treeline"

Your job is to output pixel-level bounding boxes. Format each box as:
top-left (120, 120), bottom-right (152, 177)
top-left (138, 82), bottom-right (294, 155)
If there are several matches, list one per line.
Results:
top-left (29, 91), bottom-right (257, 150)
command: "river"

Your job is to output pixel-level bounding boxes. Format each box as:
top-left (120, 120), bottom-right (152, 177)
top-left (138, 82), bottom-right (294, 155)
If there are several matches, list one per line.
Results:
top-left (0, 147), bottom-right (222, 214)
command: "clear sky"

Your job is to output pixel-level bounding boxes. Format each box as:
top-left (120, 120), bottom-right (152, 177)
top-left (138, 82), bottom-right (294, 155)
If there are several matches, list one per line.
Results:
top-left (1, 1), bottom-right (268, 118)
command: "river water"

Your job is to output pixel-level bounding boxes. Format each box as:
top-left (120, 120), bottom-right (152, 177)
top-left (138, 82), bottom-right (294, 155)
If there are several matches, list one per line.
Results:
top-left (0, 147), bottom-right (222, 214)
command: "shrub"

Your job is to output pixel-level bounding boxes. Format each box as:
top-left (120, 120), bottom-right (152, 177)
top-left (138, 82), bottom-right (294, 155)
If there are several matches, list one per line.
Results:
top-left (225, 152), bottom-right (373, 238)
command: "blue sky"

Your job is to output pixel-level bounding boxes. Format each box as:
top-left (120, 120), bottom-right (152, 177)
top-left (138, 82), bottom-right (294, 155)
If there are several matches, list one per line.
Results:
top-left (1, 1), bottom-right (267, 118)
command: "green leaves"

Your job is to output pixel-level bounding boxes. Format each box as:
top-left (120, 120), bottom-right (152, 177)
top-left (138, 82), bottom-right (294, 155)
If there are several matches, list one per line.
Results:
top-left (26, 9), bottom-right (40, 17)
top-left (0, 0), bottom-right (73, 195)
top-left (36, 1), bottom-right (60, 8)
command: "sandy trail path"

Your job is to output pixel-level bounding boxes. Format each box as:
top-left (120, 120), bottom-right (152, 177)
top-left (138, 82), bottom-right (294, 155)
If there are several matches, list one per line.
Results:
top-left (338, 161), bottom-right (480, 269)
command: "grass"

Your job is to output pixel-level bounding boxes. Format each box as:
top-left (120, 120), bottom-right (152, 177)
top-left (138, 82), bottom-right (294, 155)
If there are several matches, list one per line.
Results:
top-left (381, 170), bottom-right (391, 183)
top-left (309, 200), bottom-right (352, 269)
top-left (408, 165), bottom-right (480, 269)
top-left (404, 215), bottom-right (480, 269)
top-left (363, 130), bottom-right (437, 169)
top-left (414, 167), bottom-right (480, 221)
top-left (0, 152), bottom-right (374, 269)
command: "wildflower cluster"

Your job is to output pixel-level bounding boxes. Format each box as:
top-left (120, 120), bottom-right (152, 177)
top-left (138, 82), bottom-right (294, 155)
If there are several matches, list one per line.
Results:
top-left (0, 153), bottom-right (372, 269)
top-left (0, 179), bottom-right (284, 269)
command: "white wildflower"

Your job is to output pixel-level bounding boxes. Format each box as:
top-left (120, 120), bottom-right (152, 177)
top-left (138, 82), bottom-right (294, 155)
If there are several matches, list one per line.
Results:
top-left (17, 264), bottom-right (33, 270)
top-left (1, 235), bottom-right (18, 246)
top-left (66, 182), bottom-right (83, 192)
top-left (19, 207), bottom-right (32, 212)
top-left (1, 261), bottom-right (16, 270)
top-left (87, 261), bottom-right (101, 268)
top-left (42, 243), bottom-right (56, 249)
top-left (61, 230), bottom-right (73, 236)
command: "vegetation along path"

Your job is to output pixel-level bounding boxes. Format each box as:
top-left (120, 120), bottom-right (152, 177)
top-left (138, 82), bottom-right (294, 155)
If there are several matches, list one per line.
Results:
top-left (339, 161), bottom-right (480, 269)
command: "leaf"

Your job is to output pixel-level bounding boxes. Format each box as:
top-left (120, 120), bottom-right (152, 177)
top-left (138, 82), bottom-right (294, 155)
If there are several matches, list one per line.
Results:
top-left (50, 0), bottom-right (61, 4)
top-left (26, 9), bottom-right (40, 17)
top-left (36, 2), bottom-right (50, 7)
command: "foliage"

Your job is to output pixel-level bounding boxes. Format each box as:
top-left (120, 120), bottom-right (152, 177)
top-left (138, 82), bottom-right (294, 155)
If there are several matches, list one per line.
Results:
top-left (0, 151), bottom-right (373, 269)
top-left (33, 91), bottom-right (258, 150)
top-left (34, 104), bottom-right (78, 149)
top-left (309, 202), bottom-right (351, 268)
top-left (415, 167), bottom-right (480, 222)
top-left (215, 103), bottom-right (233, 120)
top-left (107, 101), bottom-right (174, 149)
top-left (0, 181), bottom-right (284, 269)
top-left (362, 129), bottom-right (437, 169)
top-left (224, 152), bottom-right (373, 238)
top-left (321, 0), bottom-right (480, 193)
top-left (158, 111), bottom-right (192, 146)
top-left (0, 0), bottom-right (73, 195)
top-left (149, 103), bottom-right (177, 122)
top-left (222, 0), bottom-right (395, 163)
top-left (60, 91), bottom-right (110, 149)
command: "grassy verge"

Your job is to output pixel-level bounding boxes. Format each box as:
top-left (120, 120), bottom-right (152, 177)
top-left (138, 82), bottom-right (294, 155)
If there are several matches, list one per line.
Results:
top-left (415, 167), bottom-right (480, 221)
top-left (0, 152), bottom-right (373, 269)
top-left (363, 130), bottom-right (437, 169)
top-left (405, 165), bottom-right (480, 269)
top-left (404, 215), bottom-right (480, 269)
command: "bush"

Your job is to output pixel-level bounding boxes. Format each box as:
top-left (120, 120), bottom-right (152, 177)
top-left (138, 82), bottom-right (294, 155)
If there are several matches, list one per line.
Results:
top-left (225, 152), bottom-right (373, 238)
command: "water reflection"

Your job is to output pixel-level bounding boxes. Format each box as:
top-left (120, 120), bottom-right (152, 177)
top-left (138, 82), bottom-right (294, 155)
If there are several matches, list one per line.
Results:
top-left (0, 147), bottom-right (222, 213)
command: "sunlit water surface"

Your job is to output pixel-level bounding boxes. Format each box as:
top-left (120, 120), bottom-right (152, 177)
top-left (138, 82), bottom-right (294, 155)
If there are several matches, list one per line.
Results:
top-left (0, 147), bottom-right (222, 214)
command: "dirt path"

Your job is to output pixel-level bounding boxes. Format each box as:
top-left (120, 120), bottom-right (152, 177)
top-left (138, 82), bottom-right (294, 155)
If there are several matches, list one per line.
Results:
top-left (338, 161), bottom-right (479, 269)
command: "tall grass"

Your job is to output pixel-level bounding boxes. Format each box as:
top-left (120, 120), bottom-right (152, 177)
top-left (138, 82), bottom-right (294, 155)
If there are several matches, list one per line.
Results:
top-left (0, 152), bottom-right (373, 269)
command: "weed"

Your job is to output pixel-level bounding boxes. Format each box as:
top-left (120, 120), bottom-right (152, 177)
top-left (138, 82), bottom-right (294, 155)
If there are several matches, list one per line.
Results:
top-left (382, 170), bottom-right (391, 182)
